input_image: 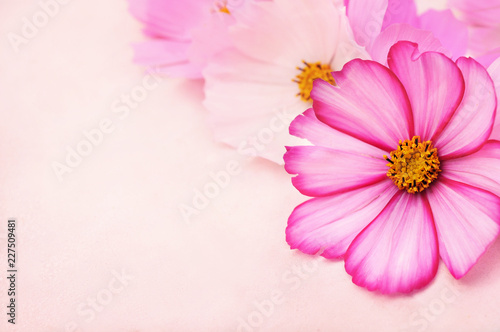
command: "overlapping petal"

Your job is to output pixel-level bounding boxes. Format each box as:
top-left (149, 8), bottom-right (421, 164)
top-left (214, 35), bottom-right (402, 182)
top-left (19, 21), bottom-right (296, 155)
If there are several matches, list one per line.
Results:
top-left (312, 59), bottom-right (413, 152)
top-left (231, 0), bottom-right (340, 68)
top-left (381, 0), bottom-right (418, 31)
top-left (204, 50), bottom-right (303, 163)
top-left (371, 24), bottom-right (449, 65)
top-left (345, 192), bottom-right (438, 294)
top-left (388, 42), bottom-right (465, 141)
top-left (346, 0), bottom-right (387, 49)
top-left (284, 146), bottom-right (388, 197)
top-left (442, 141), bottom-right (500, 198)
top-left (448, 0), bottom-right (500, 28)
top-left (427, 180), bottom-right (500, 278)
top-left (289, 109), bottom-right (387, 157)
top-left (434, 57), bottom-right (496, 159)
top-left (129, 0), bottom-right (212, 40)
top-left (417, 10), bottom-right (468, 60)
top-left (286, 180), bottom-right (398, 259)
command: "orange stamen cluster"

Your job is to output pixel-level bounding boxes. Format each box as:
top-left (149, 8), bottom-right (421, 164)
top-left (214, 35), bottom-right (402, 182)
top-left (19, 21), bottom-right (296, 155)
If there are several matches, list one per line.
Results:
top-left (293, 61), bottom-right (335, 102)
top-left (213, 1), bottom-right (230, 14)
top-left (384, 136), bottom-right (441, 194)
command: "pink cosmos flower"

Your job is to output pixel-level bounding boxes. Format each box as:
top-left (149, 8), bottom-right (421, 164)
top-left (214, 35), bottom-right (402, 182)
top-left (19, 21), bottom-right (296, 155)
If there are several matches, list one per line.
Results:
top-left (346, 0), bottom-right (469, 63)
top-left (204, 0), bottom-right (469, 164)
top-left (447, 0), bottom-right (500, 67)
top-left (285, 41), bottom-right (500, 294)
top-left (204, 0), bottom-right (368, 163)
top-left (128, 0), bottom-right (259, 78)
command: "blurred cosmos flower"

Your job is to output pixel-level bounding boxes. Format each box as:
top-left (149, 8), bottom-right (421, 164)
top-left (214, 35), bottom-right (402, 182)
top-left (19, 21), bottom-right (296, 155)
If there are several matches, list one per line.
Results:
top-left (203, 0), bottom-right (471, 164)
top-left (203, 0), bottom-right (368, 163)
top-left (345, 0), bottom-right (468, 63)
top-left (128, 0), bottom-right (263, 78)
top-left (129, 0), bottom-right (472, 164)
top-left (285, 41), bottom-right (500, 294)
top-left (447, 0), bottom-right (500, 67)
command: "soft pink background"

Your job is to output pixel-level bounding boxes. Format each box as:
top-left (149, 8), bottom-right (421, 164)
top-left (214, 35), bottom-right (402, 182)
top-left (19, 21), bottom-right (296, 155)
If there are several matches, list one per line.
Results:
top-left (1, 0), bottom-right (500, 331)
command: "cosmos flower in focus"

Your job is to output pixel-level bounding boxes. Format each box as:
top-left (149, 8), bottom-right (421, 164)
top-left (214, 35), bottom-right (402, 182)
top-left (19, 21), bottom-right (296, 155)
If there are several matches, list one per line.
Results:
top-left (285, 41), bottom-right (500, 294)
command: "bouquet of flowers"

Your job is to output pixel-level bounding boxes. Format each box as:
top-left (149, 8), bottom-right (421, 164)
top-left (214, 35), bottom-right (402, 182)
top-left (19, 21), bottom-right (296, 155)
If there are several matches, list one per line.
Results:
top-left (129, 0), bottom-right (500, 294)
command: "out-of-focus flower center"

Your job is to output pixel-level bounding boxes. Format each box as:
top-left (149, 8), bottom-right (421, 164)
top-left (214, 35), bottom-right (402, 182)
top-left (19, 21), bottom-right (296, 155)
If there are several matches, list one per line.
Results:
top-left (384, 136), bottom-right (441, 194)
top-left (294, 61), bottom-right (335, 102)
top-left (213, 1), bottom-right (231, 14)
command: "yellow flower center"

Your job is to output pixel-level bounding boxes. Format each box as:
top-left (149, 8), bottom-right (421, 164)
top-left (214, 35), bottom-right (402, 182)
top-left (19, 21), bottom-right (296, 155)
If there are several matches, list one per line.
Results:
top-left (294, 61), bottom-right (335, 102)
top-left (384, 136), bottom-right (441, 194)
top-left (219, 5), bottom-right (230, 14)
top-left (213, 1), bottom-right (230, 14)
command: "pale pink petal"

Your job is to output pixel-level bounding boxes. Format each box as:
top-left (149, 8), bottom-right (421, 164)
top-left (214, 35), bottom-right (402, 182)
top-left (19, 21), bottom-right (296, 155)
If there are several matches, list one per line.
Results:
top-left (427, 180), bottom-right (500, 278)
top-left (433, 57), bottom-right (496, 159)
top-left (489, 57), bottom-right (500, 140)
top-left (331, 8), bottom-right (371, 70)
top-left (381, 0), bottom-right (418, 30)
top-left (476, 47), bottom-right (500, 69)
top-left (469, 26), bottom-right (500, 58)
top-left (388, 41), bottom-right (465, 141)
top-left (286, 180), bottom-right (398, 259)
top-left (204, 50), bottom-right (304, 163)
top-left (231, 0), bottom-right (341, 68)
top-left (312, 59), bottom-right (413, 152)
top-left (188, 13), bottom-right (234, 67)
top-left (346, 0), bottom-right (388, 49)
top-left (418, 10), bottom-right (468, 59)
top-left (448, 0), bottom-right (500, 28)
top-left (442, 141), bottom-right (500, 197)
top-left (371, 24), bottom-right (449, 65)
top-left (128, 0), bottom-right (212, 40)
top-left (284, 146), bottom-right (388, 197)
top-left (289, 109), bottom-right (388, 157)
top-left (345, 192), bottom-right (438, 294)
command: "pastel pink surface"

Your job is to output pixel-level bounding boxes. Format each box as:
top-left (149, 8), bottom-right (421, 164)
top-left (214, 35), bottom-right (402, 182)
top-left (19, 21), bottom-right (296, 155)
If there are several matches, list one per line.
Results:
top-left (2, 1), bottom-right (500, 332)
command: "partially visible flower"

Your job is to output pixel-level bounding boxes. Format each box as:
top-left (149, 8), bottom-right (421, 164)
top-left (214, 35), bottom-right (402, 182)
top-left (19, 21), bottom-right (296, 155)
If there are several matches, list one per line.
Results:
top-left (285, 41), bottom-right (499, 294)
top-left (448, 0), bottom-right (500, 67)
top-left (128, 0), bottom-right (261, 78)
top-left (204, 0), bottom-right (368, 163)
top-left (346, 0), bottom-right (468, 64)
top-left (448, 0), bottom-right (500, 28)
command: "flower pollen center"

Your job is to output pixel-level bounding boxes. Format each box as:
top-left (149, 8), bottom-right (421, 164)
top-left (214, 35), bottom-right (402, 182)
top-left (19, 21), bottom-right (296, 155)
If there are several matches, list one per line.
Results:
top-left (294, 61), bottom-right (335, 102)
top-left (384, 136), bottom-right (441, 194)
top-left (213, 1), bottom-right (231, 14)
